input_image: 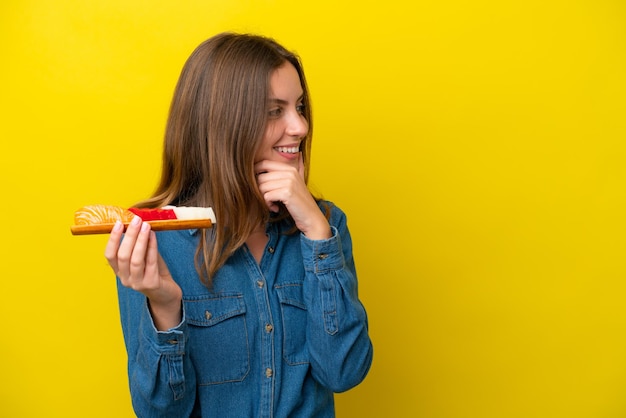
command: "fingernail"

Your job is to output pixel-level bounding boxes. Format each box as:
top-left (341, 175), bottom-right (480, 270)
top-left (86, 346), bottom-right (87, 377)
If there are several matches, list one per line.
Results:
top-left (112, 221), bottom-right (123, 232)
top-left (141, 222), bottom-right (150, 232)
top-left (131, 216), bottom-right (141, 226)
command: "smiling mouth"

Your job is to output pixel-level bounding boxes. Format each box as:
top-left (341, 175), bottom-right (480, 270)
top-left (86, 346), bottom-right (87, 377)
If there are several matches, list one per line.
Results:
top-left (274, 146), bottom-right (300, 154)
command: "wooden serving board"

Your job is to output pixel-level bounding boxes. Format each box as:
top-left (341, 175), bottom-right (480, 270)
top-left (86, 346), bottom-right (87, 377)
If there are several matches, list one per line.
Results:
top-left (71, 219), bottom-right (213, 235)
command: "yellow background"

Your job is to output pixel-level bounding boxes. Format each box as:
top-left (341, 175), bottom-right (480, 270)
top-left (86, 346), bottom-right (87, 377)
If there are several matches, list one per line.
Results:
top-left (1, 1), bottom-right (625, 417)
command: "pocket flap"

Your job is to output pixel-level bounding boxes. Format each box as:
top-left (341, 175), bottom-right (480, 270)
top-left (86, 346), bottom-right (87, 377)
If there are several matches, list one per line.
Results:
top-left (275, 283), bottom-right (306, 310)
top-left (184, 294), bottom-right (246, 326)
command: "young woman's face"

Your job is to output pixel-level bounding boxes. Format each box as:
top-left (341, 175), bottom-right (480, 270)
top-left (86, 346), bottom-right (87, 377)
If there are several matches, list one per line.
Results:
top-left (254, 62), bottom-right (309, 170)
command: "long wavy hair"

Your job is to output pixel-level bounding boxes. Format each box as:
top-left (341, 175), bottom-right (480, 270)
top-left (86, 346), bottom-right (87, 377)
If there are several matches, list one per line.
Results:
top-left (137, 33), bottom-right (314, 287)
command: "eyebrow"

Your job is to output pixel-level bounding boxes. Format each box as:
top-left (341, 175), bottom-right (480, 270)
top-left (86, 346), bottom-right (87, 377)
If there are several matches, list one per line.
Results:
top-left (268, 94), bottom-right (304, 105)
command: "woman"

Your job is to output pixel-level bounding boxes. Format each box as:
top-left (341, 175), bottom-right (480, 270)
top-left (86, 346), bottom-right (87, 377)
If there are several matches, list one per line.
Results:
top-left (105, 32), bottom-right (373, 417)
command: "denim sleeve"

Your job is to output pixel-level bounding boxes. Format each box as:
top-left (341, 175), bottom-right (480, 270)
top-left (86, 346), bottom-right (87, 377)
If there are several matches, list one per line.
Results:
top-left (300, 205), bottom-right (374, 392)
top-left (117, 281), bottom-right (197, 417)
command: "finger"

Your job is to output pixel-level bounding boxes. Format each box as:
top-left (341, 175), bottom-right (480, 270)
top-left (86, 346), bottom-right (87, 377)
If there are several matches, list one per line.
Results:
top-left (128, 221), bottom-right (152, 281)
top-left (145, 230), bottom-right (159, 267)
top-left (255, 159), bottom-right (295, 175)
top-left (115, 216), bottom-right (143, 274)
top-left (263, 196), bottom-right (280, 211)
top-left (156, 253), bottom-right (170, 277)
top-left (260, 185), bottom-right (289, 213)
top-left (142, 230), bottom-right (161, 285)
top-left (256, 168), bottom-right (300, 188)
top-left (104, 220), bottom-right (125, 272)
top-left (254, 160), bottom-right (271, 176)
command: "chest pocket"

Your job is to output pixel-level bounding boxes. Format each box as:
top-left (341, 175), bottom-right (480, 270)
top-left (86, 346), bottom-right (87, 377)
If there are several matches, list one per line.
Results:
top-left (275, 283), bottom-right (309, 365)
top-left (184, 294), bottom-right (249, 385)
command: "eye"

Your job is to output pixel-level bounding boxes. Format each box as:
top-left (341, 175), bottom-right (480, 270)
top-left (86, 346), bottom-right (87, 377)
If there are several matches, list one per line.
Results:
top-left (268, 107), bottom-right (283, 118)
top-left (296, 103), bottom-right (306, 115)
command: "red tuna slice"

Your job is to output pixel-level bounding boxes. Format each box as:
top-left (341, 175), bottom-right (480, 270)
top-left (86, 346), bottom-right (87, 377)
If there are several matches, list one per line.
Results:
top-left (128, 208), bottom-right (178, 221)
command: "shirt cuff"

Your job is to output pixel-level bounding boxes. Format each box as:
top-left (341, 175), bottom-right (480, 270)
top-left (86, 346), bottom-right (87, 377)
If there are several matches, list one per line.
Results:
top-left (143, 298), bottom-right (187, 355)
top-left (301, 226), bottom-right (345, 273)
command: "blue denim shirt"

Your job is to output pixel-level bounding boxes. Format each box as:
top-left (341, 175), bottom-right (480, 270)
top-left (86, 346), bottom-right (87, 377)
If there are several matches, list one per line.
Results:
top-left (116, 201), bottom-right (373, 417)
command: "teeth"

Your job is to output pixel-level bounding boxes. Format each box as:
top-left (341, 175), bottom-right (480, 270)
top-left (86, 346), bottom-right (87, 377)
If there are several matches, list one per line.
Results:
top-left (275, 146), bottom-right (299, 154)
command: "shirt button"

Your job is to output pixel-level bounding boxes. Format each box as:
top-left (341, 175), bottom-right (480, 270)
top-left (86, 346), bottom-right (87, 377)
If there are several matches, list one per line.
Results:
top-left (265, 323), bottom-right (273, 333)
top-left (265, 368), bottom-right (273, 378)
top-left (205, 311), bottom-right (212, 320)
top-left (256, 280), bottom-right (264, 288)
top-left (318, 253), bottom-right (329, 260)
top-left (268, 246), bottom-right (275, 254)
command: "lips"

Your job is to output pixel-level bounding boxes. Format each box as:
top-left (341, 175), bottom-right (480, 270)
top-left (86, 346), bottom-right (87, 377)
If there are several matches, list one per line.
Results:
top-left (274, 146), bottom-right (300, 154)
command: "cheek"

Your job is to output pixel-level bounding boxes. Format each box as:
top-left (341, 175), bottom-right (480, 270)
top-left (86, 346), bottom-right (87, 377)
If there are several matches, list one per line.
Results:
top-left (262, 124), bottom-right (280, 147)
top-left (255, 125), bottom-right (277, 160)
top-left (264, 122), bottom-right (279, 141)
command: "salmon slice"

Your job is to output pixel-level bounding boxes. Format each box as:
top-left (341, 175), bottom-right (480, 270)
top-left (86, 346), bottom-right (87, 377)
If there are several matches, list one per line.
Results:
top-left (74, 205), bottom-right (135, 225)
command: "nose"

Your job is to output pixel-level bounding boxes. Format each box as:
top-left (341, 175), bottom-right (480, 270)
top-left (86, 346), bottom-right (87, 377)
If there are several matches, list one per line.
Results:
top-left (286, 110), bottom-right (309, 138)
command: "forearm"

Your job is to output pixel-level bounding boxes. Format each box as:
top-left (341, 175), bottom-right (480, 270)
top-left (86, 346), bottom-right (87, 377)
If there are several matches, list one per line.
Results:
top-left (305, 270), bottom-right (373, 392)
top-left (300, 210), bottom-right (332, 241)
top-left (301, 226), bottom-right (373, 392)
top-left (118, 282), bottom-right (196, 416)
top-left (148, 298), bottom-right (183, 331)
